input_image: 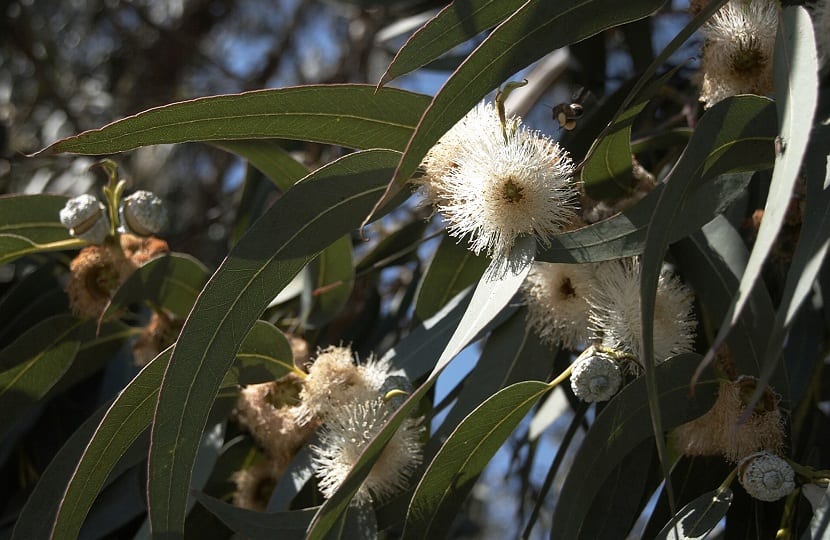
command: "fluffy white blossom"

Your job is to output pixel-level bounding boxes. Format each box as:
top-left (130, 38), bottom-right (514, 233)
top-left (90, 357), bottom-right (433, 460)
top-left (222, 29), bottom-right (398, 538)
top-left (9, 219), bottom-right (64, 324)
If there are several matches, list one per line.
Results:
top-left (311, 397), bottom-right (423, 502)
top-left (699, 0), bottom-right (779, 108)
top-left (587, 258), bottom-right (696, 366)
top-left (523, 262), bottom-right (596, 349)
top-left (417, 102), bottom-right (579, 267)
top-left (570, 353), bottom-right (622, 402)
top-left (739, 451), bottom-right (796, 502)
top-left (298, 345), bottom-right (401, 424)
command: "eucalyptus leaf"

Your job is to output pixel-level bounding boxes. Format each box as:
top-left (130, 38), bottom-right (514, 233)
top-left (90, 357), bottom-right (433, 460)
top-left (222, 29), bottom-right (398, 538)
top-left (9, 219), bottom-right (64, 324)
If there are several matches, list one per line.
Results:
top-left (656, 488), bottom-right (733, 540)
top-left (102, 253), bottom-right (210, 320)
top-left (552, 354), bottom-right (719, 539)
top-left (194, 492), bottom-right (316, 539)
top-left (0, 194), bottom-right (81, 265)
top-left (147, 150), bottom-right (405, 535)
top-left (414, 234), bottom-right (489, 321)
top-left (303, 235), bottom-right (354, 329)
top-left (36, 86), bottom-right (431, 156)
top-left (403, 381), bottom-right (549, 539)
top-left (378, 0), bottom-right (525, 87)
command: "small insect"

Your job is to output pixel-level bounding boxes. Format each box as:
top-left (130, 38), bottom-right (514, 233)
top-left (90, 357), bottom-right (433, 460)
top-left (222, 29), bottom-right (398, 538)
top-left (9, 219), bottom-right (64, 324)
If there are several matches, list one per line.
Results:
top-left (552, 87), bottom-right (594, 131)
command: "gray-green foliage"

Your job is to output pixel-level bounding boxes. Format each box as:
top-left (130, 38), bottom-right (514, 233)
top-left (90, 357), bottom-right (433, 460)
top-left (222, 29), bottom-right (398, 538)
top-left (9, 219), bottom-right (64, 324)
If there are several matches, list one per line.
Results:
top-left (1, 1), bottom-right (828, 539)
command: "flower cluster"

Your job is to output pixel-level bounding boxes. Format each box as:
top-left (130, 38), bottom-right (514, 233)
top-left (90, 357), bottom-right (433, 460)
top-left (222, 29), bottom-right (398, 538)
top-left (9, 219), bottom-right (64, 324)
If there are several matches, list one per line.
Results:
top-left (417, 102), bottom-right (579, 269)
top-left (300, 346), bottom-right (423, 502)
top-left (60, 189), bottom-right (168, 245)
top-left (698, 0), bottom-right (779, 108)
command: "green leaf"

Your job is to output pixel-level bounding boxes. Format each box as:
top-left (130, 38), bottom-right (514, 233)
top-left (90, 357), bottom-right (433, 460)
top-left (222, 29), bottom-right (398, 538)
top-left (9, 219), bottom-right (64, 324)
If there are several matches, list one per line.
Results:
top-left (404, 380), bottom-right (549, 538)
top-left (0, 314), bottom-right (83, 439)
top-left (0, 264), bottom-right (68, 347)
top-left (213, 140), bottom-right (309, 191)
top-left (0, 194), bottom-right (82, 266)
top-left (552, 354), bottom-right (719, 539)
top-left (355, 220), bottom-right (428, 273)
top-left (223, 320), bottom-right (298, 387)
top-left (806, 485), bottom-right (830, 540)
top-left (307, 242), bottom-right (534, 538)
top-left (36, 85), bottom-right (431, 156)
top-left (706, 6), bottom-right (818, 369)
top-left (414, 234), bottom-right (489, 321)
top-left (656, 488), bottom-right (733, 540)
top-left (674, 216), bottom-right (776, 378)
top-left (48, 322), bottom-right (297, 540)
top-left (195, 492), bottom-right (316, 539)
top-left (536, 171), bottom-right (755, 263)
top-left (146, 149), bottom-right (404, 535)
top-left (304, 235), bottom-right (354, 328)
top-left (581, 67), bottom-right (680, 199)
top-left (102, 253), bottom-right (210, 320)
top-left (378, 0), bottom-right (525, 87)
top-left (389, 0), bottom-right (666, 189)
top-left (430, 309), bottom-right (552, 445)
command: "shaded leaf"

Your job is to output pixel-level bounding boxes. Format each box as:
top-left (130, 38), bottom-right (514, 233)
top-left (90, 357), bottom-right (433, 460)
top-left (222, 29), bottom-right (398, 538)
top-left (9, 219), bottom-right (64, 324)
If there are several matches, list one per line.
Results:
top-left (194, 492), bottom-right (315, 539)
top-left (414, 234), bottom-right (489, 321)
top-left (0, 314), bottom-right (83, 439)
top-left (213, 140), bottom-right (309, 191)
top-left (706, 6), bottom-right (818, 370)
top-left (552, 354), bottom-right (719, 539)
top-left (355, 220), bottom-right (428, 273)
top-left (103, 253), bottom-right (210, 320)
top-left (581, 67), bottom-right (680, 199)
top-left (537, 171), bottom-right (755, 263)
top-left (0, 194), bottom-right (81, 265)
top-left (0, 264), bottom-right (68, 347)
top-left (656, 488), bottom-right (733, 540)
top-left (378, 0), bottom-right (525, 86)
top-left (147, 150), bottom-right (405, 535)
top-left (403, 381), bottom-right (549, 538)
top-left (37, 86), bottom-right (431, 156)
top-left (222, 320), bottom-right (297, 387)
top-left (304, 235), bottom-right (354, 328)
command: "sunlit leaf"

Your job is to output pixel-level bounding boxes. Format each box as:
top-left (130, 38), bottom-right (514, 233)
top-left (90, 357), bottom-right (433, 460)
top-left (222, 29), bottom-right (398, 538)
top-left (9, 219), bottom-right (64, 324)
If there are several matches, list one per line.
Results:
top-left (655, 488), bottom-right (733, 540)
top-left (36, 86), bottom-right (431, 156)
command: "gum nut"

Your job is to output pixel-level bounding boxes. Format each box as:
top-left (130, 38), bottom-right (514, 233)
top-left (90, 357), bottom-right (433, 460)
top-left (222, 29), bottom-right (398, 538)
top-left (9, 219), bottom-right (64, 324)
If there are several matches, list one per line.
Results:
top-left (75, 214), bottom-right (111, 244)
top-left (60, 194), bottom-right (105, 229)
top-left (739, 452), bottom-right (795, 502)
top-left (120, 190), bottom-right (168, 236)
top-left (570, 354), bottom-right (622, 402)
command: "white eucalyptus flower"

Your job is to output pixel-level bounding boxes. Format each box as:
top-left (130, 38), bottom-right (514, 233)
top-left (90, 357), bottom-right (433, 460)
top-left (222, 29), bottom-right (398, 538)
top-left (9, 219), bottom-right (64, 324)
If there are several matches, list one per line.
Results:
top-left (587, 258), bottom-right (696, 366)
top-left (523, 262), bottom-right (596, 349)
top-left (699, 0), bottom-right (779, 108)
top-left (59, 194), bottom-right (110, 244)
top-left (311, 397), bottom-right (423, 502)
top-left (570, 353), bottom-right (623, 402)
top-left (739, 451), bottom-right (796, 502)
top-left (417, 102), bottom-right (579, 268)
top-left (119, 190), bottom-right (168, 236)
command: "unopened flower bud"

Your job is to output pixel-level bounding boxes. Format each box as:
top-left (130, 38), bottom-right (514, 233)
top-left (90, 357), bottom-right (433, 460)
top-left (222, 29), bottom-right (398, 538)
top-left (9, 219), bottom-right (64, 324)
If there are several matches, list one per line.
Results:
top-left (119, 190), bottom-right (167, 236)
top-left (59, 194), bottom-right (110, 244)
top-left (739, 451), bottom-right (795, 502)
top-left (570, 353), bottom-right (622, 402)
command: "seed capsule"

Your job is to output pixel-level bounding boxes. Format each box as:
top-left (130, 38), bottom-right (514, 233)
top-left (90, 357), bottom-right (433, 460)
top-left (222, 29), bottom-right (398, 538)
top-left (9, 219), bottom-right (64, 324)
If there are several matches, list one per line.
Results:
top-left (739, 451), bottom-right (795, 502)
top-left (59, 194), bottom-right (110, 244)
top-left (119, 190), bottom-right (168, 236)
top-left (570, 353), bottom-right (622, 402)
